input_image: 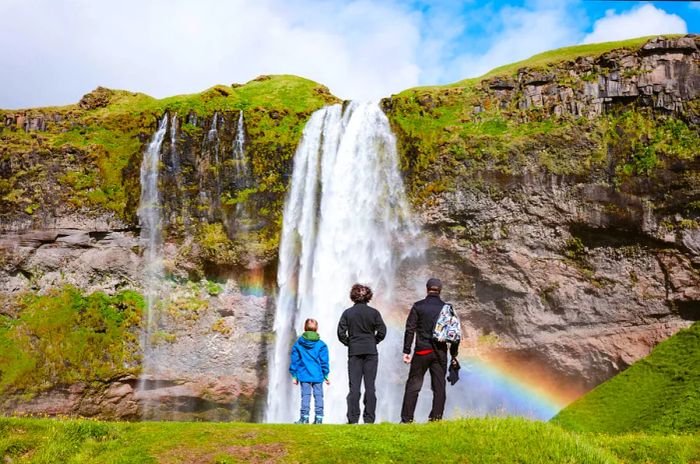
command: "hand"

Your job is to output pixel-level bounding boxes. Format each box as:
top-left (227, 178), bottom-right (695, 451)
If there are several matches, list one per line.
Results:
top-left (403, 354), bottom-right (412, 364)
top-left (292, 378), bottom-right (298, 385)
top-left (325, 379), bottom-right (330, 385)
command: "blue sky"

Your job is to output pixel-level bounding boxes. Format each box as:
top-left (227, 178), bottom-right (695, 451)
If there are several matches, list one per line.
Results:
top-left (0, 0), bottom-right (698, 107)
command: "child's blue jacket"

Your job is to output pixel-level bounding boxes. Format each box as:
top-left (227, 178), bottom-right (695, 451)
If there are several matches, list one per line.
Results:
top-left (289, 331), bottom-right (330, 383)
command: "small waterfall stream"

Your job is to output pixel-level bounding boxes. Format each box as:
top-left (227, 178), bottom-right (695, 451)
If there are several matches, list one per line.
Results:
top-left (233, 110), bottom-right (246, 175)
top-left (136, 116), bottom-right (169, 416)
top-left (266, 101), bottom-right (423, 423)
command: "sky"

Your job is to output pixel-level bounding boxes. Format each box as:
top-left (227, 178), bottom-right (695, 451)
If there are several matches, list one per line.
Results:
top-left (0, 0), bottom-right (698, 108)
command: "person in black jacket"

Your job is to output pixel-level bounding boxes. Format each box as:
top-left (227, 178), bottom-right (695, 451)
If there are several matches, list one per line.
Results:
top-left (337, 284), bottom-right (387, 424)
top-left (400, 278), bottom-right (459, 423)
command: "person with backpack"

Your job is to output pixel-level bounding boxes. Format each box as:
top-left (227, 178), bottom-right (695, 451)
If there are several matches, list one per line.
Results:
top-left (400, 278), bottom-right (460, 423)
top-left (337, 284), bottom-right (387, 424)
top-left (289, 318), bottom-right (330, 424)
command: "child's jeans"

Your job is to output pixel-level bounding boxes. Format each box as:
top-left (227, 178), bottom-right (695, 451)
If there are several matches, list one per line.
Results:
top-left (300, 382), bottom-right (324, 418)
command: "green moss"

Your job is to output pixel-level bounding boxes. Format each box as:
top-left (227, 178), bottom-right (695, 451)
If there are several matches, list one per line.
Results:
top-left (197, 223), bottom-right (244, 267)
top-left (205, 279), bottom-right (223, 296)
top-left (553, 322), bottom-right (700, 434)
top-left (0, 287), bottom-right (143, 395)
top-left (564, 237), bottom-right (586, 261)
top-left (1, 75), bottom-right (338, 224)
top-left (211, 318), bottom-right (232, 336)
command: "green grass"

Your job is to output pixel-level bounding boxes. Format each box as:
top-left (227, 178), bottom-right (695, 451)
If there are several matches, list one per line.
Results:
top-left (2, 416), bottom-right (698, 464)
top-left (553, 322), bottom-right (700, 434)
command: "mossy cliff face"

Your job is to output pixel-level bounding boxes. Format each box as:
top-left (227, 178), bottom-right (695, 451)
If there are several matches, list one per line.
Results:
top-left (0, 36), bottom-right (699, 419)
top-left (0, 76), bottom-right (336, 419)
top-left (384, 35), bottom-right (700, 394)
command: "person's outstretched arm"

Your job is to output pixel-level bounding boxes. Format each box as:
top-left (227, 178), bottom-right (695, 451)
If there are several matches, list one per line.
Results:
top-left (337, 311), bottom-right (349, 346)
top-left (403, 305), bottom-right (418, 355)
top-left (375, 310), bottom-right (387, 344)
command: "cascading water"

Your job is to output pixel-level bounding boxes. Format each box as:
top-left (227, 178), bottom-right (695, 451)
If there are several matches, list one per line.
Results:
top-left (233, 110), bottom-right (246, 175)
top-left (266, 101), bottom-right (423, 424)
top-left (136, 116), bottom-right (169, 416)
top-left (170, 113), bottom-right (180, 177)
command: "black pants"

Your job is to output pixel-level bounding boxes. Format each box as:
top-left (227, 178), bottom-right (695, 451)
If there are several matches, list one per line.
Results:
top-left (400, 349), bottom-right (447, 422)
top-left (347, 354), bottom-right (378, 424)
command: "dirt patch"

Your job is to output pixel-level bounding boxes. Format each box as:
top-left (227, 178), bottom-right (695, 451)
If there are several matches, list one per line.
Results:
top-left (158, 442), bottom-right (287, 464)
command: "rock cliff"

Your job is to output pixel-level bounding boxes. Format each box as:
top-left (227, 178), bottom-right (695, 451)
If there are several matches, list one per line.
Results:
top-left (384, 35), bottom-right (700, 394)
top-left (0, 36), bottom-right (698, 418)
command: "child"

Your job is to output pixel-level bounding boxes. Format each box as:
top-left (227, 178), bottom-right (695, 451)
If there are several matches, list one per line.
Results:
top-left (289, 318), bottom-right (330, 424)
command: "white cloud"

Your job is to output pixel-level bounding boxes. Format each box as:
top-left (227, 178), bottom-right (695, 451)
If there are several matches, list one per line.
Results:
top-left (0, 0), bottom-right (692, 108)
top-left (448, 1), bottom-right (584, 80)
top-left (582, 4), bottom-right (687, 44)
top-left (0, 0), bottom-right (426, 107)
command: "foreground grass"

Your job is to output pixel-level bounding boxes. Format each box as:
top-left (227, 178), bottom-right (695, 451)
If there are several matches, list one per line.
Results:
top-left (553, 322), bottom-right (700, 434)
top-left (1, 417), bottom-right (699, 464)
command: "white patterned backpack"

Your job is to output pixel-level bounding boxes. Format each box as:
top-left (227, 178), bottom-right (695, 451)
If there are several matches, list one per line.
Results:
top-left (432, 304), bottom-right (461, 344)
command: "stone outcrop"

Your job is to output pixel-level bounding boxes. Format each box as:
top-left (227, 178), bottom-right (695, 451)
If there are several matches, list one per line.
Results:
top-left (480, 35), bottom-right (700, 121)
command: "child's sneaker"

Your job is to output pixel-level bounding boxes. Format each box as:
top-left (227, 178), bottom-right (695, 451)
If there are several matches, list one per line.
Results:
top-left (295, 415), bottom-right (309, 424)
top-left (313, 416), bottom-right (323, 424)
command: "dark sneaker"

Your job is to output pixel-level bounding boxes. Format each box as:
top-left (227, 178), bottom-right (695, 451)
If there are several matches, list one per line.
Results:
top-left (313, 416), bottom-right (323, 424)
top-left (295, 416), bottom-right (309, 424)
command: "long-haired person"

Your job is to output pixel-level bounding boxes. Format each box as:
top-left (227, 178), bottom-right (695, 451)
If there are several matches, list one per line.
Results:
top-left (337, 284), bottom-right (387, 424)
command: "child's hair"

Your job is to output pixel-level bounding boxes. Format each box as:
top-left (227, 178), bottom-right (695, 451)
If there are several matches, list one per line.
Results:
top-left (304, 318), bottom-right (318, 331)
top-left (350, 284), bottom-right (373, 304)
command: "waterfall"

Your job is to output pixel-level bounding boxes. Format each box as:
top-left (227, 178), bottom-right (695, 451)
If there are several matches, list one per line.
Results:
top-left (233, 110), bottom-right (246, 175)
top-left (136, 116), bottom-right (168, 416)
top-left (201, 112), bottom-right (221, 216)
top-left (170, 113), bottom-right (180, 177)
top-left (231, 110), bottom-right (251, 223)
top-left (265, 101), bottom-right (423, 423)
top-left (138, 116), bottom-right (168, 328)
top-left (207, 111), bottom-right (219, 142)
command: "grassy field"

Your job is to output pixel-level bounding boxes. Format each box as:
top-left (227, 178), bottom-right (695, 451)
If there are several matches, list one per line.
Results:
top-left (553, 322), bottom-right (700, 434)
top-left (1, 416), bottom-right (699, 464)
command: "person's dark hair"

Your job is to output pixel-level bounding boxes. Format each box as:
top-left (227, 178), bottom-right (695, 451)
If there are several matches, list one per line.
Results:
top-left (304, 318), bottom-right (318, 331)
top-left (350, 284), bottom-right (373, 304)
top-left (426, 277), bottom-right (442, 294)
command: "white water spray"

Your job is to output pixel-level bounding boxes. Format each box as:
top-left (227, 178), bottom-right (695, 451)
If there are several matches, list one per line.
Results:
top-left (266, 102), bottom-right (422, 423)
top-left (136, 116), bottom-right (168, 416)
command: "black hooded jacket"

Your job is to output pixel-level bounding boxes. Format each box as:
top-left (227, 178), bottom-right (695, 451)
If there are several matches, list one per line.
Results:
top-left (337, 303), bottom-right (387, 356)
top-left (403, 294), bottom-right (459, 357)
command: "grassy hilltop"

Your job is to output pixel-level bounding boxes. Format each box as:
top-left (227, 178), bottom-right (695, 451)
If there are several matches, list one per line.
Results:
top-left (553, 322), bottom-right (700, 435)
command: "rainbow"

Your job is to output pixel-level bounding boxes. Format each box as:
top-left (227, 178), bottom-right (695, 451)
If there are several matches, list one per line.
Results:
top-left (447, 355), bottom-right (572, 421)
top-left (238, 267), bottom-right (267, 297)
top-left (382, 310), bottom-right (578, 421)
